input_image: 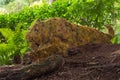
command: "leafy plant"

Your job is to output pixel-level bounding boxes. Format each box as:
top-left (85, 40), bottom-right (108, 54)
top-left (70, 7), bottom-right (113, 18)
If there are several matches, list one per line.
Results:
top-left (111, 34), bottom-right (120, 44)
top-left (66, 0), bottom-right (120, 29)
top-left (0, 0), bottom-right (14, 5)
top-left (0, 0), bottom-right (119, 29)
top-left (0, 25), bottom-right (29, 65)
top-left (5, 0), bottom-right (28, 13)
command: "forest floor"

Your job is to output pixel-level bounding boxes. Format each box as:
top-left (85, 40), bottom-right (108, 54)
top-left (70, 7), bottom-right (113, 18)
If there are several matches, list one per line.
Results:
top-left (0, 43), bottom-right (120, 80)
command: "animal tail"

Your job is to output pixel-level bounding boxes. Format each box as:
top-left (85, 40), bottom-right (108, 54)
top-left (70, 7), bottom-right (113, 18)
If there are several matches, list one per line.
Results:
top-left (105, 25), bottom-right (114, 38)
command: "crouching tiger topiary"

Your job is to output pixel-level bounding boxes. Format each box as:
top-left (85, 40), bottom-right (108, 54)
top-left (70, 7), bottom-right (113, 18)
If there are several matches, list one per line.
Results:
top-left (22, 18), bottom-right (114, 64)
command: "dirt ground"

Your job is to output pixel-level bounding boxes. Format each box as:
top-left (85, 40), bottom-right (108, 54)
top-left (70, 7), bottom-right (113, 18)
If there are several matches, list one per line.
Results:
top-left (37, 43), bottom-right (120, 80)
top-left (0, 43), bottom-right (120, 80)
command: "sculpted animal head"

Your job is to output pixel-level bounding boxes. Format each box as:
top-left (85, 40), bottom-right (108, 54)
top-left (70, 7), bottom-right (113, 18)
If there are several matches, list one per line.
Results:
top-left (26, 18), bottom-right (76, 51)
top-left (26, 19), bottom-right (49, 50)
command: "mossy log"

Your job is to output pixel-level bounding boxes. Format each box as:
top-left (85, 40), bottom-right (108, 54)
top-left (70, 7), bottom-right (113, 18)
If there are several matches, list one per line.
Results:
top-left (0, 55), bottom-right (64, 80)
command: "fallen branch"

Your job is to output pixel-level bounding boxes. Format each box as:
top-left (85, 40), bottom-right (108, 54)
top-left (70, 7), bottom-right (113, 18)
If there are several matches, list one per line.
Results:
top-left (0, 55), bottom-right (64, 80)
top-left (86, 63), bottom-right (120, 71)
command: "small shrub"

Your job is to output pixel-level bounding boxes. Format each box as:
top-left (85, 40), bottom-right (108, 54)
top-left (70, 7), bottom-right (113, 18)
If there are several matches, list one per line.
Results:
top-left (0, 26), bottom-right (29, 65)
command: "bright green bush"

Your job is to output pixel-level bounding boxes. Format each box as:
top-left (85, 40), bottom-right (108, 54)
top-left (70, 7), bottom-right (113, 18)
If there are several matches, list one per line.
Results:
top-left (0, 0), bottom-right (120, 29)
top-left (111, 35), bottom-right (120, 44)
top-left (0, 26), bottom-right (29, 65)
top-left (0, 0), bottom-right (71, 30)
top-left (66, 0), bottom-right (120, 29)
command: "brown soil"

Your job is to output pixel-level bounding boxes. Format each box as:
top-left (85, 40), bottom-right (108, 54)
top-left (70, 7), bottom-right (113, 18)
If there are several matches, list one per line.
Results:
top-left (37, 43), bottom-right (120, 80)
top-left (0, 43), bottom-right (120, 80)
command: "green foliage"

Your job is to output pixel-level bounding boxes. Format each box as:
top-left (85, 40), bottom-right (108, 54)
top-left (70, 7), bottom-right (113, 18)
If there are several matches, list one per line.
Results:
top-left (111, 23), bottom-right (120, 44)
top-left (0, 26), bottom-right (29, 65)
top-left (0, 0), bottom-right (120, 29)
top-left (0, 43), bottom-right (14, 65)
top-left (5, 0), bottom-right (28, 13)
top-left (66, 0), bottom-right (120, 29)
top-left (111, 34), bottom-right (120, 44)
top-left (0, 0), bottom-right (14, 5)
top-left (0, 0), bottom-right (72, 30)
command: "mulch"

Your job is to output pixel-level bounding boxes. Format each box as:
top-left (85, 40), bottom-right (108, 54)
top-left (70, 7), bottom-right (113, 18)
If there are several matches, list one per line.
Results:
top-left (38, 43), bottom-right (120, 80)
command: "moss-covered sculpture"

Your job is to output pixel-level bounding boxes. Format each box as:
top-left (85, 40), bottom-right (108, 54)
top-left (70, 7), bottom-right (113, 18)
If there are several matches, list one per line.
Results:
top-left (23, 18), bottom-right (114, 64)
